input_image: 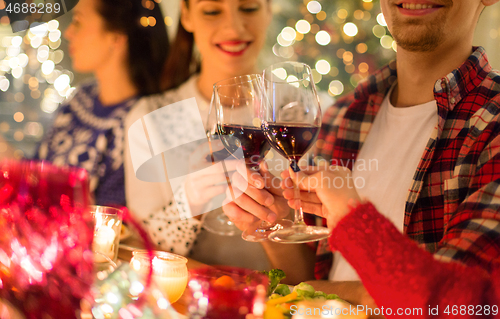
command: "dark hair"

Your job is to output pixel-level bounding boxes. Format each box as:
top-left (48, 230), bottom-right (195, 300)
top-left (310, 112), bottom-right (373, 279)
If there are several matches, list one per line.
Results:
top-left (161, 0), bottom-right (200, 91)
top-left (97, 0), bottom-right (169, 95)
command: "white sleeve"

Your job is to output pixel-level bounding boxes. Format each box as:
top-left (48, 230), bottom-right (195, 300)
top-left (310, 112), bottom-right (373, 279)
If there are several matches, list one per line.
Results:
top-left (140, 185), bottom-right (202, 256)
top-left (124, 96), bottom-right (202, 256)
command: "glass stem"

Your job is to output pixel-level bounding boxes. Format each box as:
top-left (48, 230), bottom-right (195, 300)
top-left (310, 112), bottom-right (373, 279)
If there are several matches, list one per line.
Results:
top-left (291, 161), bottom-right (305, 226)
top-left (251, 162), bottom-right (272, 228)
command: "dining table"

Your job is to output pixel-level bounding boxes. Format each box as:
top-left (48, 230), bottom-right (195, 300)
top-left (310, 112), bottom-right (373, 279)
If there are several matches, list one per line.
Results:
top-left (116, 236), bottom-right (383, 319)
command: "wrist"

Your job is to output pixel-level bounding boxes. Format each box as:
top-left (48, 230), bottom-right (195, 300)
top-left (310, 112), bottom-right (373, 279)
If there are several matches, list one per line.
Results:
top-left (329, 198), bottom-right (365, 230)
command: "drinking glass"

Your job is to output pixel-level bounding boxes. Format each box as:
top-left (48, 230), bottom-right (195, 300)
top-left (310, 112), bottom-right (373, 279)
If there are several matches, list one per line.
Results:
top-left (90, 205), bottom-right (122, 271)
top-left (262, 62), bottom-right (330, 243)
top-left (200, 91), bottom-right (241, 236)
top-left (187, 266), bottom-right (267, 319)
top-left (130, 250), bottom-right (188, 303)
top-left (214, 74), bottom-right (293, 242)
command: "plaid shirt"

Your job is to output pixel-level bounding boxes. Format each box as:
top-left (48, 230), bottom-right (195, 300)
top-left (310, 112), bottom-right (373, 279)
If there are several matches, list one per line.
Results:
top-left (309, 46), bottom-right (500, 280)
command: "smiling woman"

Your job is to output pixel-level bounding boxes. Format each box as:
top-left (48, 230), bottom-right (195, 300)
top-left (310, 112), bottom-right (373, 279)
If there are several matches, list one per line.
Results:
top-left (161, 0), bottom-right (272, 98)
top-left (124, 0), bottom-right (272, 264)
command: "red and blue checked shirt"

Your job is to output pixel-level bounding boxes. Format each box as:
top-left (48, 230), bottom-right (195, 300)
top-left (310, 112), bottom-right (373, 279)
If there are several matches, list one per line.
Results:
top-left (308, 46), bottom-right (500, 280)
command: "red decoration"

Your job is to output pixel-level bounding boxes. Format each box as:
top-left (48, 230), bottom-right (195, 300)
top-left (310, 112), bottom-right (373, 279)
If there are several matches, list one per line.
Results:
top-left (0, 160), bottom-right (93, 319)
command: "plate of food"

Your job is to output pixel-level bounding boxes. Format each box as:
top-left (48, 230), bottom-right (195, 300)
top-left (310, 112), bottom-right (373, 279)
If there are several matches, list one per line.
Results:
top-left (261, 269), bottom-right (367, 319)
top-left (119, 223), bottom-right (132, 241)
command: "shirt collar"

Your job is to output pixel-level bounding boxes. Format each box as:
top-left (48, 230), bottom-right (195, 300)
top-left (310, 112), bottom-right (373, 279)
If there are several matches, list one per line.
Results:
top-left (354, 46), bottom-right (492, 112)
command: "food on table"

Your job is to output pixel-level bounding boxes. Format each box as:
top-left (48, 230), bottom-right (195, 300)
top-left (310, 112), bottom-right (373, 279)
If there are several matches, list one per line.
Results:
top-left (213, 275), bottom-right (236, 288)
top-left (260, 268), bottom-right (286, 295)
top-left (261, 269), bottom-right (350, 318)
top-left (187, 266), bottom-right (268, 319)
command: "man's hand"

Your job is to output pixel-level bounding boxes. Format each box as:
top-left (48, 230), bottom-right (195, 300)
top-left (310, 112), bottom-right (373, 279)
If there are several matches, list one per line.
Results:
top-left (281, 165), bottom-right (362, 230)
top-left (222, 161), bottom-right (290, 231)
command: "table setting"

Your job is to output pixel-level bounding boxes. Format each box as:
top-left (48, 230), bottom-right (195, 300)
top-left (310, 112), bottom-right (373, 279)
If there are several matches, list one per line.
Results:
top-left (0, 62), bottom-right (371, 319)
top-left (0, 160), bottom-right (369, 319)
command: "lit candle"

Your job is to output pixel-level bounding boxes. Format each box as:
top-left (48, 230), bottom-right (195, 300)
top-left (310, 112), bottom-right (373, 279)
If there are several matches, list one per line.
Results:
top-left (93, 226), bottom-right (116, 263)
top-left (130, 251), bottom-right (188, 303)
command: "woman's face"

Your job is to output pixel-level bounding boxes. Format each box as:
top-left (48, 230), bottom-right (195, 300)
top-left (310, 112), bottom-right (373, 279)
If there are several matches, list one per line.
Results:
top-left (64, 0), bottom-right (125, 73)
top-left (182, 0), bottom-right (272, 75)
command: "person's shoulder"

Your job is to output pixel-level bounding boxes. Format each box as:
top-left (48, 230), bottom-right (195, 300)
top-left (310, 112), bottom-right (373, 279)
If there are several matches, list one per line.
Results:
top-left (321, 91), bottom-right (355, 121)
top-left (70, 79), bottom-right (99, 98)
top-left (482, 68), bottom-right (500, 93)
top-left (477, 68), bottom-right (500, 111)
top-left (137, 76), bottom-right (197, 111)
top-left (126, 76), bottom-right (198, 128)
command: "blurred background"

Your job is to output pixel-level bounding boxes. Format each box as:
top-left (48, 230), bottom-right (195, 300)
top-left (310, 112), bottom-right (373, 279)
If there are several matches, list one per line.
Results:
top-left (0, 0), bottom-right (499, 159)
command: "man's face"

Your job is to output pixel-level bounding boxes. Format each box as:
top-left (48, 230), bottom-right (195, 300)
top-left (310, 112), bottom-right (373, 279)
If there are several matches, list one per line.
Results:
top-left (381, 0), bottom-right (484, 52)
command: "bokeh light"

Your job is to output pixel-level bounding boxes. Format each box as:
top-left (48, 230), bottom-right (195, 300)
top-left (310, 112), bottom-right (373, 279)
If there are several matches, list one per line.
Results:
top-left (14, 112), bottom-right (25, 123)
top-left (295, 20), bottom-right (311, 34)
top-left (281, 27), bottom-right (297, 41)
top-left (54, 74), bottom-right (71, 92)
top-left (337, 9), bottom-right (348, 19)
top-left (372, 25), bottom-right (386, 38)
top-left (307, 1), bottom-right (321, 14)
top-left (315, 31), bottom-right (331, 46)
top-left (343, 23), bottom-right (359, 37)
top-left (329, 80), bottom-right (344, 96)
top-left (315, 60), bottom-right (331, 75)
top-left (42, 60), bottom-right (55, 75)
top-left (376, 13), bottom-right (387, 26)
top-left (380, 35), bottom-right (394, 49)
top-left (356, 43), bottom-right (368, 54)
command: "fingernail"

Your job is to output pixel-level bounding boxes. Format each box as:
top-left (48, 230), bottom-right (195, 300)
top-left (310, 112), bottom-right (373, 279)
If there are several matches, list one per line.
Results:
top-left (265, 197), bottom-right (274, 207)
top-left (267, 213), bottom-right (277, 223)
top-left (255, 180), bottom-right (263, 188)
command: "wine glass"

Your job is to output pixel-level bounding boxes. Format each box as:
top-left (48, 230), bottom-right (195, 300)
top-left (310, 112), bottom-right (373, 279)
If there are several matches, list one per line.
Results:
top-left (261, 62), bottom-right (330, 243)
top-left (201, 89), bottom-right (241, 236)
top-left (214, 74), bottom-right (293, 242)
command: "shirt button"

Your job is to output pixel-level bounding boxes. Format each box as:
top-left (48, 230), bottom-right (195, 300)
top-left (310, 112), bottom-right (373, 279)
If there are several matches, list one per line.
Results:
top-left (441, 82), bottom-right (447, 89)
top-left (450, 97), bottom-right (456, 104)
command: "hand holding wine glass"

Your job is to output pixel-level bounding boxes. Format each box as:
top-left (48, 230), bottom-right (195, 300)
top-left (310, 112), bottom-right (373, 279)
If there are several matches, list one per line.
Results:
top-left (261, 61), bottom-right (330, 243)
top-left (197, 96), bottom-right (241, 236)
top-left (281, 165), bottom-right (363, 230)
top-left (202, 74), bottom-right (271, 236)
top-left (212, 74), bottom-right (293, 241)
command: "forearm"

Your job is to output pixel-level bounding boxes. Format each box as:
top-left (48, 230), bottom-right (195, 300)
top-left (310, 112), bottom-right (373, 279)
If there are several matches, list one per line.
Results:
top-left (331, 202), bottom-right (493, 318)
top-left (261, 241), bottom-right (316, 284)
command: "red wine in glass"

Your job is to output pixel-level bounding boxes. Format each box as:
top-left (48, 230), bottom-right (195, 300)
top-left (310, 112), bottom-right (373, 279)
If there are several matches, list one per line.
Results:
top-left (219, 124), bottom-right (271, 170)
top-left (212, 74), bottom-right (293, 242)
top-left (262, 123), bottom-right (319, 170)
top-left (262, 61), bottom-right (330, 243)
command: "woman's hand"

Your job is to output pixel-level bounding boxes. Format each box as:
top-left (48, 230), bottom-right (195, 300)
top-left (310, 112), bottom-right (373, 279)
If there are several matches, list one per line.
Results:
top-left (281, 165), bottom-right (362, 230)
top-left (184, 139), bottom-right (238, 217)
top-left (222, 161), bottom-right (290, 231)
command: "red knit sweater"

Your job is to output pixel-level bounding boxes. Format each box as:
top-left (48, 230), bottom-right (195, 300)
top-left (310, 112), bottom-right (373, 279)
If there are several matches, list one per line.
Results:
top-left (329, 202), bottom-right (500, 318)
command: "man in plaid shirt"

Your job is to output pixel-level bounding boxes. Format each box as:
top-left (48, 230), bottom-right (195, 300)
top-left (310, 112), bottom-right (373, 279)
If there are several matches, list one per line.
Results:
top-left (223, 0), bottom-right (500, 286)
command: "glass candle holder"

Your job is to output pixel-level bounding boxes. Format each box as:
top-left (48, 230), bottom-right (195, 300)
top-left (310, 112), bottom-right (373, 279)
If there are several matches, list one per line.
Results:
top-left (130, 250), bottom-right (189, 304)
top-left (91, 205), bottom-right (122, 269)
top-left (187, 266), bottom-right (268, 319)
